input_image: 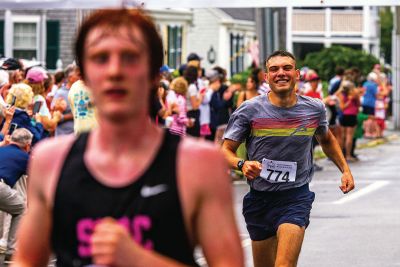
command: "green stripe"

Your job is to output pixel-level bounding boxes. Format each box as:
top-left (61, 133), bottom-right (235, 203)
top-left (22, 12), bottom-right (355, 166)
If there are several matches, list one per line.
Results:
top-left (251, 128), bottom-right (316, 137)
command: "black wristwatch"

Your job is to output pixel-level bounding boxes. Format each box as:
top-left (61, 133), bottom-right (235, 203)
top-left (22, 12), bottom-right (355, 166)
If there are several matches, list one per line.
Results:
top-left (237, 159), bottom-right (245, 171)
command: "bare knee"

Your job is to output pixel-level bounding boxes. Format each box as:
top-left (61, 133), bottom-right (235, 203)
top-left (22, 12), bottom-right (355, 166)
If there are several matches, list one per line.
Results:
top-left (275, 257), bottom-right (298, 267)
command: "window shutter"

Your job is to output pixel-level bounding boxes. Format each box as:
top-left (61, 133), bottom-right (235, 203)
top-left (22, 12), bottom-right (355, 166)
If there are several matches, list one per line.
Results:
top-left (46, 20), bottom-right (60, 69)
top-left (0, 21), bottom-right (4, 57)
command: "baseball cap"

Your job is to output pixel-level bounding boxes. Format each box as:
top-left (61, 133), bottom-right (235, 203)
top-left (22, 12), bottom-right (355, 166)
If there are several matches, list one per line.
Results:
top-left (160, 65), bottom-right (173, 73)
top-left (307, 73), bottom-right (320, 82)
top-left (187, 53), bottom-right (202, 62)
top-left (26, 67), bottom-right (48, 83)
top-left (205, 69), bottom-right (220, 82)
top-left (1, 58), bottom-right (22, 71)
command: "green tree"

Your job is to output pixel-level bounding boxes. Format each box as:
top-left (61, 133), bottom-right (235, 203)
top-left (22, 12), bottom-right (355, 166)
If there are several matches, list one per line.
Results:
top-left (380, 7), bottom-right (393, 64)
top-left (302, 45), bottom-right (379, 81)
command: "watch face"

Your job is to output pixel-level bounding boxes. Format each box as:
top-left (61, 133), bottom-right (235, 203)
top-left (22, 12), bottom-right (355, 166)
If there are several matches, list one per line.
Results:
top-left (238, 160), bottom-right (244, 170)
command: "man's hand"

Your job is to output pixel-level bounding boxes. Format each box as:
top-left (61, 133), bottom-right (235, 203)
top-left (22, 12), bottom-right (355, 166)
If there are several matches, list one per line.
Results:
top-left (53, 98), bottom-right (67, 112)
top-left (0, 135), bottom-right (11, 146)
top-left (339, 171), bottom-right (355, 194)
top-left (34, 114), bottom-right (43, 124)
top-left (52, 111), bottom-right (62, 122)
top-left (4, 106), bottom-right (16, 122)
top-left (242, 161), bottom-right (262, 180)
top-left (91, 217), bottom-right (136, 267)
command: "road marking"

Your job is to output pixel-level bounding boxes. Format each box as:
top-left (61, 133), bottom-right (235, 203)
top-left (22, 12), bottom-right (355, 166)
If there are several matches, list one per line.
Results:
top-left (333, 180), bottom-right (390, 205)
top-left (233, 180), bottom-right (247, 185)
top-left (241, 238), bottom-right (251, 247)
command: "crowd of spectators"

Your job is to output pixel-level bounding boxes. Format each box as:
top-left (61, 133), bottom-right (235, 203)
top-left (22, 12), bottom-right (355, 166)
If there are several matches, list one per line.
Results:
top-left (0, 57), bottom-right (96, 261)
top-left (296, 64), bottom-right (392, 163)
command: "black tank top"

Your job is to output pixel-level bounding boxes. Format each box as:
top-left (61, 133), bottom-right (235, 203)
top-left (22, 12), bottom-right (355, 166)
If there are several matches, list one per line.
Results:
top-left (51, 131), bottom-right (198, 267)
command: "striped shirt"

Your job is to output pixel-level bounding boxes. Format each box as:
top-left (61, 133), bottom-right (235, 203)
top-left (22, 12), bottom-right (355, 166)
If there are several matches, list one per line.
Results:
top-left (224, 94), bottom-right (328, 191)
top-left (169, 94), bottom-right (188, 137)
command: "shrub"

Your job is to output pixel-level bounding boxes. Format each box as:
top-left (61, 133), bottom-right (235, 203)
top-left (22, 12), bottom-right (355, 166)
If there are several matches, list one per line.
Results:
top-left (303, 45), bottom-right (379, 81)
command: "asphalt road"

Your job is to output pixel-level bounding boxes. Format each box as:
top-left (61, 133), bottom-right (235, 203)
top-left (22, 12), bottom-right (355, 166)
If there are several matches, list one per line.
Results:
top-left (2, 135), bottom-right (399, 267)
top-left (228, 135), bottom-right (400, 267)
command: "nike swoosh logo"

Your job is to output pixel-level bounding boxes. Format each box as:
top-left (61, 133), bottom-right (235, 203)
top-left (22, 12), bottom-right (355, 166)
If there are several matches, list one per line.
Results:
top-left (140, 184), bottom-right (169, 198)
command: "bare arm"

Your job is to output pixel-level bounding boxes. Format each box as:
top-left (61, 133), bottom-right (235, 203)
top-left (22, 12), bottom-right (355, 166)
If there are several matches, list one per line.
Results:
top-left (179, 139), bottom-right (244, 267)
top-left (189, 93), bottom-right (204, 110)
top-left (315, 129), bottom-right (355, 193)
top-left (222, 139), bottom-right (261, 180)
top-left (236, 91), bottom-right (245, 108)
top-left (12, 136), bottom-right (75, 267)
top-left (12, 148), bottom-right (54, 266)
top-left (1, 106), bottom-right (15, 136)
top-left (39, 112), bottom-right (61, 131)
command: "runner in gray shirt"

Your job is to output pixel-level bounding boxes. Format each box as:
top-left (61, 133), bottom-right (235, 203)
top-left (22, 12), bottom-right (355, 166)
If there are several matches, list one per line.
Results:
top-left (222, 50), bottom-right (354, 267)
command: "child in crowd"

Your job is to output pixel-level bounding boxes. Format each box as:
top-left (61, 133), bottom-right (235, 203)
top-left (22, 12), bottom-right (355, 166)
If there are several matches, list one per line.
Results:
top-left (168, 77), bottom-right (189, 136)
top-left (374, 89), bottom-right (389, 138)
top-left (199, 86), bottom-right (213, 139)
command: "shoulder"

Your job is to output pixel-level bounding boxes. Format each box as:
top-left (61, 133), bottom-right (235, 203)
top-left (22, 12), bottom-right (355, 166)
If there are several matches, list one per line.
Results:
top-left (34, 94), bottom-right (46, 102)
top-left (238, 94), bottom-right (262, 110)
top-left (298, 95), bottom-right (325, 109)
top-left (29, 135), bottom-right (76, 203)
top-left (188, 84), bottom-right (197, 93)
top-left (30, 135), bottom-right (76, 175)
top-left (179, 137), bottom-right (224, 163)
top-left (178, 137), bottom-right (228, 185)
top-left (0, 145), bottom-right (26, 157)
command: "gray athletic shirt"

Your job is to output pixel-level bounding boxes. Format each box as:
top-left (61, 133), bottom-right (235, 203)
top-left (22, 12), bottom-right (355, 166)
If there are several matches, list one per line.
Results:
top-left (224, 94), bottom-right (328, 191)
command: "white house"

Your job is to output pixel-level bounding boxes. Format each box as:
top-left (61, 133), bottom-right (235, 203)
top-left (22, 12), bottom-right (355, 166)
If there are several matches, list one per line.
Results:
top-left (287, 6), bottom-right (381, 60)
top-left (0, 8), bottom-right (194, 71)
top-left (149, 8), bottom-right (193, 71)
top-left (187, 8), bottom-right (257, 77)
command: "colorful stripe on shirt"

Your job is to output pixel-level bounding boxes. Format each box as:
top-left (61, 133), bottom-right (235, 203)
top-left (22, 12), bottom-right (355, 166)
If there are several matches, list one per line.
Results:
top-left (251, 117), bottom-right (319, 137)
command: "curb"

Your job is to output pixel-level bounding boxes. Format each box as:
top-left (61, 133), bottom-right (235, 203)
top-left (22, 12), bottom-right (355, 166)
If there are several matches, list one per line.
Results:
top-left (314, 133), bottom-right (399, 160)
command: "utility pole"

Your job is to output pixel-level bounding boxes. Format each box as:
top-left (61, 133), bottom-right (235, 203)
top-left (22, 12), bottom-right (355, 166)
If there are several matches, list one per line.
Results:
top-left (255, 8), bottom-right (285, 68)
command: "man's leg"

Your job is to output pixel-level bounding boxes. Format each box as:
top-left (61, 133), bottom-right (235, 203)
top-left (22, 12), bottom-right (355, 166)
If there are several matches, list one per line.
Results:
top-left (8, 176), bottom-right (28, 257)
top-left (0, 182), bottom-right (25, 256)
top-left (251, 236), bottom-right (277, 267)
top-left (275, 223), bottom-right (305, 267)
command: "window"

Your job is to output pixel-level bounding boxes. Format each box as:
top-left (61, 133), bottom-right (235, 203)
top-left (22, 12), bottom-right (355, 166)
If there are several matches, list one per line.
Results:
top-left (230, 34), bottom-right (245, 75)
top-left (167, 25), bottom-right (182, 69)
top-left (13, 22), bottom-right (38, 60)
top-left (46, 20), bottom-right (60, 69)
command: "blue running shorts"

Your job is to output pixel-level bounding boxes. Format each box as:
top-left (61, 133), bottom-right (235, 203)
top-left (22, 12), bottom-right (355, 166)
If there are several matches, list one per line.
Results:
top-left (242, 183), bottom-right (315, 241)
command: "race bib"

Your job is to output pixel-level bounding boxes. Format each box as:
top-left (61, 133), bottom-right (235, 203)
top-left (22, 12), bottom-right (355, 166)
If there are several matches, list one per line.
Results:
top-left (260, 158), bottom-right (297, 183)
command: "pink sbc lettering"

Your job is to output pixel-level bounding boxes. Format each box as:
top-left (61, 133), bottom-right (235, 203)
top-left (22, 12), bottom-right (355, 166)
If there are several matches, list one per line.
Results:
top-left (76, 218), bottom-right (96, 257)
top-left (76, 215), bottom-right (153, 258)
top-left (132, 215), bottom-right (153, 250)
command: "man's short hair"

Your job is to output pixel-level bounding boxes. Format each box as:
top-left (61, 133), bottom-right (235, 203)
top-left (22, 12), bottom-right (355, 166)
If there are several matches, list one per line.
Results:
top-left (11, 128), bottom-right (33, 147)
top-left (367, 72), bottom-right (378, 82)
top-left (75, 9), bottom-right (163, 81)
top-left (54, 71), bottom-right (65, 84)
top-left (335, 66), bottom-right (345, 76)
top-left (265, 50), bottom-right (296, 71)
top-left (64, 64), bottom-right (78, 78)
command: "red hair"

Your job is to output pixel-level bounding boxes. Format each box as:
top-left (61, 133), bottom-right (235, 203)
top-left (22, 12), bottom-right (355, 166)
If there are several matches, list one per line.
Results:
top-left (75, 9), bottom-right (164, 81)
